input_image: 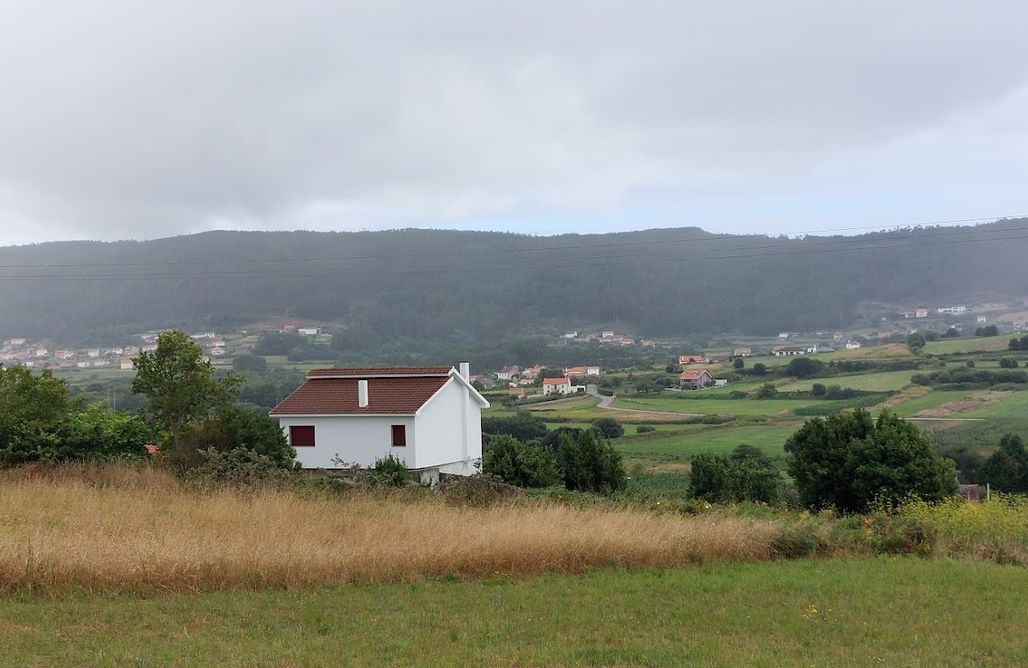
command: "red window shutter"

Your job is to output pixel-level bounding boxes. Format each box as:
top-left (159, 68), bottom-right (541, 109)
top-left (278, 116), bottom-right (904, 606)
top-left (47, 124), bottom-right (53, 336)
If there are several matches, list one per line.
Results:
top-left (290, 425), bottom-right (316, 447)
top-left (391, 425), bottom-right (407, 447)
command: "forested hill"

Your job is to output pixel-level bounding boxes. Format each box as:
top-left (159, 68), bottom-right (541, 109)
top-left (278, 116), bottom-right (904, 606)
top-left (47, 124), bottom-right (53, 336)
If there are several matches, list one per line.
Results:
top-left (1, 220), bottom-right (1026, 346)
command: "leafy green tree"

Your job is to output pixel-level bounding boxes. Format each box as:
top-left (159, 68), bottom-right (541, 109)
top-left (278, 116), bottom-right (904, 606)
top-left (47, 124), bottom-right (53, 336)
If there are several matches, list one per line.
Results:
top-left (60, 404), bottom-right (149, 462)
top-left (481, 413), bottom-right (548, 443)
top-left (232, 354), bottom-right (268, 373)
top-left (690, 445), bottom-right (781, 504)
top-left (1010, 338), bottom-right (1022, 351)
top-left (755, 383), bottom-right (778, 399)
top-left (132, 330), bottom-right (242, 446)
top-left (483, 435), bottom-right (560, 488)
top-left (811, 383), bottom-right (827, 397)
top-left (591, 417), bottom-right (625, 439)
top-left (0, 367), bottom-right (73, 465)
top-left (979, 434), bottom-right (1028, 492)
top-left (975, 325), bottom-right (999, 337)
top-left (751, 363), bottom-right (767, 376)
top-left (999, 357), bottom-right (1019, 369)
top-left (556, 429), bottom-right (627, 493)
top-left (907, 333), bottom-right (926, 351)
top-left (786, 357), bottom-right (824, 378)
top-left (786, 410), bottom-right (956, 512)
top-left (170, 406), bottom-right (295, 470)
top-left (732, 357), bottom-right (745, 370)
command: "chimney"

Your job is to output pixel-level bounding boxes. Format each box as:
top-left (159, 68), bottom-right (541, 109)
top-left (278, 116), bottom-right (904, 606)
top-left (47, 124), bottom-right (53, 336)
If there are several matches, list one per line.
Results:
top-left (459, 361), bottom-right (470, 381)
top-left (358, 379), bottom-right (369, 408)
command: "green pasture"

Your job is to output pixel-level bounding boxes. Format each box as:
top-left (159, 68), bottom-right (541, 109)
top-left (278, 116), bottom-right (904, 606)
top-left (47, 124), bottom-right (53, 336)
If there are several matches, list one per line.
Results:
top-left (615, 423), bottom-right (800, 460)
top-left (2, 560), bottom-right (1023, 666)
top-left (777, 370), bottom-right (914, 393)
top-left (959, 389), bottom-right (1028, 418)
top-left (613, 396), bottom-right (855, 418)
top-left (924, 334), bottom-right (1013, 355)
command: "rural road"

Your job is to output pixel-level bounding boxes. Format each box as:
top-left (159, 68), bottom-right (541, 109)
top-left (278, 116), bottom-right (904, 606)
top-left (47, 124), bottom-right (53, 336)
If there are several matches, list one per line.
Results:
top-left (586, 386), bottom-right (701, 418)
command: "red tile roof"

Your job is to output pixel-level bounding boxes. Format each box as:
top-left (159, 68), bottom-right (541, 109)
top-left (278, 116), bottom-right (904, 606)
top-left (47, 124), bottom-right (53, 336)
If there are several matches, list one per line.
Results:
top-left (678, 369), bottom-right (710, 380)
top-left (271, 375), bottom-right (450, 415)
top-left (306, 366), bottom-right (452, 378)
top-left (543, 377), bottom-right (570, 385)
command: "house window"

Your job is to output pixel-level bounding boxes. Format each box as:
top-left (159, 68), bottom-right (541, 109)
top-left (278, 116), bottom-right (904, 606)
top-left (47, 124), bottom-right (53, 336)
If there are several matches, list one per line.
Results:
top-left (290, 425), bottom-right (316, 447)
top-left (391, 424), bottom-right (407, 447)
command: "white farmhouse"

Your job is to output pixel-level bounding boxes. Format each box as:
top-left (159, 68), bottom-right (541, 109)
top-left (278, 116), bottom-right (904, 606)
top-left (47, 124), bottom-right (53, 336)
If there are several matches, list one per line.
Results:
top-left (270, 365), bottom-right (488, 483)
top-left (542, 376), bottom-right (573, 395)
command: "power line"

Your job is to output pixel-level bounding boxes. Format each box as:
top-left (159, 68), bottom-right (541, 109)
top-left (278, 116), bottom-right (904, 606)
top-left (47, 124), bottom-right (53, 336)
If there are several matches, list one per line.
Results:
top-left (0, 213), bottom-right (1023, 270)
top-left (2, 226), bottom-right (1026, 282)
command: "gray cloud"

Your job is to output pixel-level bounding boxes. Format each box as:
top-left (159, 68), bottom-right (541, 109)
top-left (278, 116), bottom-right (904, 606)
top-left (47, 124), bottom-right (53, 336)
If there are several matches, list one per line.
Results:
top-left (1, 1), bottom-right (1027, 244)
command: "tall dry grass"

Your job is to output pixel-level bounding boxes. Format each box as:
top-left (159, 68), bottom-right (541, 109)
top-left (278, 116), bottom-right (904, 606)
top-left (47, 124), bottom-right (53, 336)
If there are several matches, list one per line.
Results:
top-left (0, 463), bottom-right (778, 593)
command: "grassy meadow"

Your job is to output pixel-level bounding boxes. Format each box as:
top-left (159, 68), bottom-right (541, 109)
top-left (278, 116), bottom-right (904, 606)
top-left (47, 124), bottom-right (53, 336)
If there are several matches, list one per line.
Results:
top-left (2, 559), bottom-right (1025, 667)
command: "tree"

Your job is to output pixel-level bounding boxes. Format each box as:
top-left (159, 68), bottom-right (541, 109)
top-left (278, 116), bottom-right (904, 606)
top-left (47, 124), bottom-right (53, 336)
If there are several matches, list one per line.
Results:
top-left (60, 404), bottom-right (149, 462)
top-left (999, 357), bottom-right (1019, 369)
top-left (943, 328), bottom-right (961, 338)
top-left (975, 325), bottom-right (999, 337)
top-left (483, 435), bottom-right (560, 488)
top-left (786, 410), bottom-right (956, 513)
top-left (785, 357), bottom-right (824, 378)
top-left (811, 383), bottom-right (827, 397)
top-left (907, 333), bottom-right (926, 352)
top-left (591, 417), bottom-right (624, 439)
top-left (556, 429), bottom-right (627, 493)
top-left (690, 445), bottom-right (780, 504)
top-left (481, 413), bottom-right (548, 443)
top-left (232, 354), bottom-right (268, 373)
top-left (0, 367), bottom-right (73, 465)
top-left (732, 357), bottom-right (745, 370)
top-left (751, 363), bottom-right (767, 376)
top-left (979, 434), bottom-right (1028, 492)
top-left (1010, 338), bottom-right (1022, 351)
top-left (132, 330), bottom-right (242, 446)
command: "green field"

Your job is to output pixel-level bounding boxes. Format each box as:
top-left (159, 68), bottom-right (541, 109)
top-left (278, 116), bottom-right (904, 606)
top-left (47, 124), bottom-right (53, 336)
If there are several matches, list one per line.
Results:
top-left (924, 334), bottom-right (1013, 354)
top-left (778, 370), bottom-right (914, 393)
top-left (616, 423), bottom-right (800, 459)
top-left (614, 396), bottom-right (855, 417)
top-left (889, 390), bottom-right (978, 417)
top-left (960, 389), bottom-right (1028, 418)
top-left (2, 560), bottom-right (1023, 666)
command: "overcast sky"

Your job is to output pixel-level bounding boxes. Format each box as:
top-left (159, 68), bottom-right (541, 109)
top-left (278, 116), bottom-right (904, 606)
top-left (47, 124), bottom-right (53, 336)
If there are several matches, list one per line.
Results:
top-left (1, 1), bottom-right (1027, 246)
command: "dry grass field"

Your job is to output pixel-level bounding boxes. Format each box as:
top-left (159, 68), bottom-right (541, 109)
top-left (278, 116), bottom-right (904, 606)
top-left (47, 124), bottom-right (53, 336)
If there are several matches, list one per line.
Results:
top-left (0, 464), bottom-right (778, 593)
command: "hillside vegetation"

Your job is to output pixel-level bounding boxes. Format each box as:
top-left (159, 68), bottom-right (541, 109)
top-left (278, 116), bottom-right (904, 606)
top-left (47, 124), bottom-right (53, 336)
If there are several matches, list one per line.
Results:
top-left (1, 220), bottom-right (1026, 346)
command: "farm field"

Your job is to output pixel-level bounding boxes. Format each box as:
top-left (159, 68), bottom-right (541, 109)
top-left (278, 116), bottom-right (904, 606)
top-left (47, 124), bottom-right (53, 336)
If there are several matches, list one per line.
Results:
top-left (613, 396), bottom-right (854, 417)
top-left (887, 390), bottom-right (980, 417)
top-left (777, 369), bottom-right (914, 393)
top-left (1, 560), bottom-right (1024, 666)
top-left (924, 334), bottom-right (1013, 354)
top-left (959, 389), bottom-right (1028, 418)
top-left (616, 423), bottom-right (799, 460)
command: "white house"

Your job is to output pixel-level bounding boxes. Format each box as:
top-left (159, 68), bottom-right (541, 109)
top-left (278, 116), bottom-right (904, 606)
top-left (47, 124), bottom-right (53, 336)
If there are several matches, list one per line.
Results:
top-left (270, 365), bottom-right (489, 482)
top-left (845, 340), bottom-right (862, 350)
top-left (542, 376), bottom-right (574, 395)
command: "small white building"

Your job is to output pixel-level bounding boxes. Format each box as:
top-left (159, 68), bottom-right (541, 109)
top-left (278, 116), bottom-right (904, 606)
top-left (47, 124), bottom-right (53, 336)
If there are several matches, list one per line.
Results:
top-left (542, 377), bottom-right (573, 395)
top-left (845, 340), bottom-right (862, 350)
top-left (298, 328), bottom-right (320, 336)
top-left (270, 365), bottom-right (489, 482)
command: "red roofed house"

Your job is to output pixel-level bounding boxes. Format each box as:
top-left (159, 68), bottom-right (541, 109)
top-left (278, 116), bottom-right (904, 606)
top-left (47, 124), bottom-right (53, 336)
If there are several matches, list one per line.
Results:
top-left (542, 377), bottom-right (573, 396)
top-left (270, 364), bottom-right (489, 481)
top-left (679, 355), bottom-right (704, 365)
top-left (679, 368), bottom-right (713, 389)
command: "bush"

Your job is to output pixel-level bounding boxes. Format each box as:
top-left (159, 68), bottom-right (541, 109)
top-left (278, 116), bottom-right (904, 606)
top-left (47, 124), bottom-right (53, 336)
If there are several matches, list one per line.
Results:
top-left (975, 325), bottom-right (999, 337)
top-left (770, 523), bottom-right (825, 558)
top-left (481, 413), bottom-right (548, 443)
top-left (188, 447), bottom-right (293, 487)
top-left (636, 425), bottom-right (656, 434)
top-left (999, 357), bottom-right (1019, 369)
top-left (751, 363), bottom-right (767, 376)
top-left (755, 383), bottom-right (778, 399)
top-left (966, 360), bottom-right (976, 368)
top-left (979, 434), bottom-right (1028, 492)
top-left (556, 429), bottom-right (627, 494)
top-left (811, 383), bottom-right (827, 397)
top-left (483, 435), bottom-right (560, 488)
top-left (232, 354), bottom-right (268, 373)
top-left (372, 454), bottom-right (412, 487)
top-left (786, 357), bottom-right (824, 378)
top-left (591, 418), bottom-right (624, 439)
top-left (690, 445), bottom-right (781, 504)
top-left (439, 474), bottom-right (524, 507)
top-left (830, 514), bottom-right (936, 557)
top-left (60, 404), bottom-right (150, 462)
top-left (168, 407), bottom-right (295, 471)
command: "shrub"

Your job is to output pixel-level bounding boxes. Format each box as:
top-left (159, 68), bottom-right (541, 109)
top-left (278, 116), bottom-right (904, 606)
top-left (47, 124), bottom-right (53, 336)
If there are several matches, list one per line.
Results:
top-left (481, 414), bottom-right (548, 443)
top-left (786, 357), bottom-right (824, 378)
top-left (168, 407), bottom-right (295, 471)
top-left (690, 445), bottom-right (781, 504)
top-left (60, 404), bottom-right (150, 462)
top-left (439, 474), bottom-right (524, 507)
top-left (751, 363), bottom-right (767, 376)
top-left (483, 435), bottom-right (560, 488)
top-left (591, 418), bottom-right (624, 439)
top-left (811, 383), bottom-right (826, 397)
top-left (636, 425), bottom-right (656, 434)
top-left (999, 357), bottom-right (1019, 369)
top-left (372, 454), bottom-right (412, 487)
top-left (188, 447), bottom-right (293, 487)
top-left (755, 383), bottom-right (778, 399)
top-left (556, 429), bottom-right (627, 494)
top-left (770, 523), bottom-right (825, 558)
top-left (979, 434), bottom-right (1028, 492)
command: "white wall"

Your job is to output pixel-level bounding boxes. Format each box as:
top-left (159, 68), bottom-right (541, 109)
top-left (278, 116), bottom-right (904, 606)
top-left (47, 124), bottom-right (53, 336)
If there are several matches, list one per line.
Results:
top-left (279, 415), bottom-right (416, 469)
top-left (414, 379), bottom-right (483, 468)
